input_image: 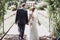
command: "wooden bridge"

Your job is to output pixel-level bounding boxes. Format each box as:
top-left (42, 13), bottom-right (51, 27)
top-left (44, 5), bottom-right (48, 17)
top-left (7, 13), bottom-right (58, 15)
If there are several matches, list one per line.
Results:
top-left (0, 9), bottom-right (56, 40)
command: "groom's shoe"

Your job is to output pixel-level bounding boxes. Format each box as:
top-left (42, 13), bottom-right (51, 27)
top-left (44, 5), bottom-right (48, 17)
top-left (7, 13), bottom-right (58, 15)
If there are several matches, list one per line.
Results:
top-left (19, 37), bottom-right (22, 40)
top-left (22, 37), bottom-right (24, 39)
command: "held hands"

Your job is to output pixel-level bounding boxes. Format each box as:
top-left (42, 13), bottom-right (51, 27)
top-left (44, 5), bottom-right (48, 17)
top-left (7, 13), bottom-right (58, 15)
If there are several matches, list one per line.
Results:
top-left (15, 22), bottom-right (18, 24)
top-left (26, 22), bottom-right (30, 25)
top-left (26, 23), bottom-right (29, 25)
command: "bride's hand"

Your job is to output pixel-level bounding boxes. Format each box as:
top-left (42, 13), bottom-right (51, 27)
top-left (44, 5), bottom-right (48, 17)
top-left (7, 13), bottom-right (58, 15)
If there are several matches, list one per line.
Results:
top-left (27, 23), bottom-right (29, 25)
top-left (26, 22), bottom-right (29, 25)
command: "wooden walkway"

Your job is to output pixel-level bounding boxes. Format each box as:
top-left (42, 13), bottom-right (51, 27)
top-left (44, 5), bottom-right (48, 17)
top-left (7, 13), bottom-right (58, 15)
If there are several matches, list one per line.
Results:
top-left (2, 10), bottom-right (56, 40)
top-left (3, 34), bottom-right (56, 40)
top-left (3, 34), bottom-right (27, 40)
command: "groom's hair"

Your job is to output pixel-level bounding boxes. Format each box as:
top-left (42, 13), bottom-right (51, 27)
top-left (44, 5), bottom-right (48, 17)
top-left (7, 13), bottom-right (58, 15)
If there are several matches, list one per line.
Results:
top-left (21, 3), bottom-right (26, 7)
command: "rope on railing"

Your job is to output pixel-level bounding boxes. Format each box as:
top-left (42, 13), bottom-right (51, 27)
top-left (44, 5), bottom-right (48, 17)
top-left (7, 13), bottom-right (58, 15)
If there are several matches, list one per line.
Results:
top-left (4, 14), bottom-right (15, 20)
top-left (0, 11), bottom-right (16, 40)
top-left (0, 23), bottom-right (15, 40)
top-left (38, 12), bottom-right (48, 19)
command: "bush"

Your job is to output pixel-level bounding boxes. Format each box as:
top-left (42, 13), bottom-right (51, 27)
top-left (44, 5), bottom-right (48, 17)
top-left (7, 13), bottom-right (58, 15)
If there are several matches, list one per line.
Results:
top-left (35, 1), bottom-right (48, 10)
top-left (38, 6), bottom-right (44, 10)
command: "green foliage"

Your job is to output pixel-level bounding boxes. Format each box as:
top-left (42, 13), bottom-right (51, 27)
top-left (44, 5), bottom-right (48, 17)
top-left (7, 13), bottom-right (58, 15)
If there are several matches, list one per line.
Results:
top-left (47, 0), bottom-right (60, 39)
top-left (0, 0), bottom-right (18, 26)
top-left (38, 6), bottom-right (44, 10)
top-left (0, 0), bottom-right (6, 25)
top-left (0, 0), bottom-right (18, 34)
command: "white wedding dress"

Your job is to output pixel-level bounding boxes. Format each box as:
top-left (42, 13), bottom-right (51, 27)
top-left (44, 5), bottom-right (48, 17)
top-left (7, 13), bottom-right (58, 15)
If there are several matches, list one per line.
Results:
top-left (29, 10), bottom-right (39, 40)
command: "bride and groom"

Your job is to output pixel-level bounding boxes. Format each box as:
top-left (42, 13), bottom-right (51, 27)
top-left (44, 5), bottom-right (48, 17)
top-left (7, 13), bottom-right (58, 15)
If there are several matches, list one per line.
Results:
top-left (15, 3), bottom-right (40, 40)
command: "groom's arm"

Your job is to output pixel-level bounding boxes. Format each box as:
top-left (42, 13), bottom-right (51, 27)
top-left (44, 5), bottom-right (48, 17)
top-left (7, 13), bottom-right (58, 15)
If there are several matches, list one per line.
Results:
top-left (26, 11), bottom-right (28, 24)
top-left (15, 9), bottom-right (19, 24)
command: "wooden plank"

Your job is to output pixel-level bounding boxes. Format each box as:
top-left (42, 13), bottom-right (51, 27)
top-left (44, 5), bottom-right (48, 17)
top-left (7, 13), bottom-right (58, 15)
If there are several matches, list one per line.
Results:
top-left (3, 34), bottom-right (27, 40)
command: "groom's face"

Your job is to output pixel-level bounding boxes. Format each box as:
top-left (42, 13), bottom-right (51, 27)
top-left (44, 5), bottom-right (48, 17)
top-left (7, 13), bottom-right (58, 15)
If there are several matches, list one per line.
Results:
top-left (24, 5), bottom-right (26, 8)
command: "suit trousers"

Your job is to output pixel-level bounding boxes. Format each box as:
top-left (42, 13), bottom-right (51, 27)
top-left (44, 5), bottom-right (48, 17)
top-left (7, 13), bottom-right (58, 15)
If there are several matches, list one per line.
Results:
top-left (18, 23), bottom-right (25, 39)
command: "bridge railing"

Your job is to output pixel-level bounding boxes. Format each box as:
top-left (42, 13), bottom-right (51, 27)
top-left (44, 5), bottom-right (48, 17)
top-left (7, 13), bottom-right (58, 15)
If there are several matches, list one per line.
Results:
top-left (38, 10), bottom-right (50, 31)
top-left (0, 10), bottom-right (51, 40)
top-left (0, 10), bottom-right (16, 40)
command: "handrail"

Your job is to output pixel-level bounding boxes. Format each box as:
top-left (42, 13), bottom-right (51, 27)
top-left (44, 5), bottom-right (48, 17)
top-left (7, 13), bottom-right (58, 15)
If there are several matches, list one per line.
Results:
top-left (38, 12), bottom-right (56, 23)
top-left (38, 12), bottom-right (48, 19)
top-left (0, 23), bottom-right (15, 40)
top-left (0, 13), bottom-right (16, 40)
top-left (0, 13), bottom-right (15, 30)
top-left (4, 14), bottom-right (15, 20)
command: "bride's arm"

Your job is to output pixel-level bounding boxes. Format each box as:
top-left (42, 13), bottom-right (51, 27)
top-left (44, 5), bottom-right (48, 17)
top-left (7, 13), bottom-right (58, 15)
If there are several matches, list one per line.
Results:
top-left (28, 14), bottom-right (32, 23)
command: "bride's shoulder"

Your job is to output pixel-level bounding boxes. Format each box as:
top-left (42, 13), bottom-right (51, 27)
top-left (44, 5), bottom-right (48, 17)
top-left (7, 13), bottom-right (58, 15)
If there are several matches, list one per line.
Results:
top-left (28, 10), bottom-right (32, 14)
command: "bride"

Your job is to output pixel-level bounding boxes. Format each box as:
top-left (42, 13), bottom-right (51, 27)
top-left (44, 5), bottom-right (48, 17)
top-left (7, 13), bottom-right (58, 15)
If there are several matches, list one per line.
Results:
top-left (28, 7), bottom-right (40, 40)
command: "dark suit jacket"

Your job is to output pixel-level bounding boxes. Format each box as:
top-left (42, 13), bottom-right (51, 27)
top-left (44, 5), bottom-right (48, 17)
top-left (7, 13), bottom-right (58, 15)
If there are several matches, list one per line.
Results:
top-left (15, 8), bottom-right (28, 24)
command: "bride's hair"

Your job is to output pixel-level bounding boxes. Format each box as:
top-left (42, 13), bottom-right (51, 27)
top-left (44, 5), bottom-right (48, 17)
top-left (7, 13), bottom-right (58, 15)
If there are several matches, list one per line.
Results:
top-left (32, 8), bottom-right (35, 12)
top-left (30, 7), bottom-right (35, 12)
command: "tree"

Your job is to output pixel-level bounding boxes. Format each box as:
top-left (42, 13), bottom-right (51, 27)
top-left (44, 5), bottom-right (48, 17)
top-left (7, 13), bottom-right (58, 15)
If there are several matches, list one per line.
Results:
top-left (0, 0), bottom-right (18, 34)
top-left (46, 0), bottom-right (60, 40)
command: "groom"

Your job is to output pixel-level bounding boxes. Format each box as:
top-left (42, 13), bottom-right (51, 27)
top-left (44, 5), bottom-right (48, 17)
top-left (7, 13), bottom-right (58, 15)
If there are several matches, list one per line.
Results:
top-left (15, 3), bottom-right (28, 40)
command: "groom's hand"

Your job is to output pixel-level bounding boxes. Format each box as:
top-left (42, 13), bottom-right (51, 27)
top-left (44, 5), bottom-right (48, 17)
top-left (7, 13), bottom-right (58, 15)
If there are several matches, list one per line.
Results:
top-left (26, 23), bottom-right (29, 25)
top-left (27, 23), bottom-right (29, 25)
top-left (15, 22), bottom-right (17, 24)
